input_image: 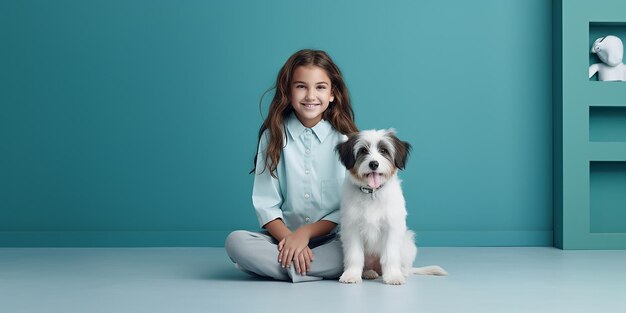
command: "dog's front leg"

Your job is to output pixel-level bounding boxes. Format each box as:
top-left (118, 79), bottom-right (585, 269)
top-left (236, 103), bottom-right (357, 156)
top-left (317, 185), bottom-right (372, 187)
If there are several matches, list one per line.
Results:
top-left (339, 230), bottom-right (364, 284)
top-left (381, 229), bottom-right (406, 285)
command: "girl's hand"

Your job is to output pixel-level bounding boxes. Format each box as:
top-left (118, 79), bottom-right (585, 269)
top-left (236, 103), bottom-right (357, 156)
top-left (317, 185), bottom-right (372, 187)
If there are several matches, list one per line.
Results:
top-left (293, 247), bottom-right (314, 275)
top-left (277, 228), bottom-right (313, 273)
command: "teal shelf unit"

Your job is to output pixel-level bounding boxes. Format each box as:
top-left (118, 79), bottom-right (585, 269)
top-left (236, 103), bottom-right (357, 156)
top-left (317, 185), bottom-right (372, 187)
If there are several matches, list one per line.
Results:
top-left (554, 0), bottom-right (626, 249)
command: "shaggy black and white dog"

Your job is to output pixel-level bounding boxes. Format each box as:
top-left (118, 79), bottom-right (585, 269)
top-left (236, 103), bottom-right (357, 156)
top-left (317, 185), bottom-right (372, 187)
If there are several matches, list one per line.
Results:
top-left (335, 129), bottom-right (447, 285)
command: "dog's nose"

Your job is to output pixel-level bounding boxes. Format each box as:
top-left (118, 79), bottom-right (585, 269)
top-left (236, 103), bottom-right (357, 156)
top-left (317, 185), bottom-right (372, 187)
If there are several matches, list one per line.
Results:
top-left (369, 161), bottom-right (379, 170)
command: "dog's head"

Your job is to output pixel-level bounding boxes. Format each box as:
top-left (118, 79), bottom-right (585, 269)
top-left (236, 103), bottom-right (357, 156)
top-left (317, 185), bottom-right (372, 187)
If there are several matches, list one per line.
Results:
top-left (335, 129), bottom-right (411, 189)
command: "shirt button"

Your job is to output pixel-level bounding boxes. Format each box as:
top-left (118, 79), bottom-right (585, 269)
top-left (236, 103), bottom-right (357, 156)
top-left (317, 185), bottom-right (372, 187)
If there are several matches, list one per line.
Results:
top-left (305, 217), bottom-right (310, 223)
top-left (304, 193), bottom-right (310, 199)
top-left (305, 149), bottom-right (311, 154)
top-left (305, 170), bottom-right (310, 175)
top-left (305, 129), bottom-right (311, 134)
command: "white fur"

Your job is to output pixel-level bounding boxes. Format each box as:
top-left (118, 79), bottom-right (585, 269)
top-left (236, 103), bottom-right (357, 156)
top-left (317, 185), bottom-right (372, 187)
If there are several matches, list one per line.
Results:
top-left (338, 130), bottom-right (447, 285)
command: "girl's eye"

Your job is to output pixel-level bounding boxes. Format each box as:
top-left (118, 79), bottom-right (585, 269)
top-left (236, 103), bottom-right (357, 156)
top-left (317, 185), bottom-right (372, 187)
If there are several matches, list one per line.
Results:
top-left (296, 85), bottom-right (305, 89)
top-left (317, 86), bottom-right (326, 89)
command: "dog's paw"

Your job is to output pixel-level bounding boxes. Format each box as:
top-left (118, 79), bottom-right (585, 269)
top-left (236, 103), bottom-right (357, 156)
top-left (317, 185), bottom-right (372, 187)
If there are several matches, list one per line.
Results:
top-left (362, 269), bottom-right (379, 280)
top-left (339, 270), bottom-right (363, 284)
top-left (383, 271), bottom-right (406, 285)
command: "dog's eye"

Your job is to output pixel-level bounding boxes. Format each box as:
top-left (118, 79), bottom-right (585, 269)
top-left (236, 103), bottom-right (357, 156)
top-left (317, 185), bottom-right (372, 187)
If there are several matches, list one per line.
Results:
top-left (359, 148), bottom-right (368, 154)
top-left (380, 148), bottom-right (389, 155)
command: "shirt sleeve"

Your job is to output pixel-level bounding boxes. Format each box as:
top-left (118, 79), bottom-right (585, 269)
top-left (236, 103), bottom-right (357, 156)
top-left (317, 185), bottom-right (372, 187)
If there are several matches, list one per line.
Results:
top-left (251, 131), bottom-right (284, 228)
top-left (320, 209), bottom-right (340, 224)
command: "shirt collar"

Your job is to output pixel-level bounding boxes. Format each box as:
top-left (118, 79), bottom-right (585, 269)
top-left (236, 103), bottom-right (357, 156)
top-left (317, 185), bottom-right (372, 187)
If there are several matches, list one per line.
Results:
top-left (286, 112), bottom-right (332, 143)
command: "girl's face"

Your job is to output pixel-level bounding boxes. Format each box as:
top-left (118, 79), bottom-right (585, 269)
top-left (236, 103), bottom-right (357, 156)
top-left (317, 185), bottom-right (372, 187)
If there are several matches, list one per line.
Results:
top-left (290, 65), bottom-right (334, 128)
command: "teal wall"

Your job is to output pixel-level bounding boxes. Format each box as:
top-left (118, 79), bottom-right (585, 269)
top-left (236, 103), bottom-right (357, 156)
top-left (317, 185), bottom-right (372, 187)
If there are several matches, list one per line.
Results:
top-left (0, 0), bottom-right (553, 247)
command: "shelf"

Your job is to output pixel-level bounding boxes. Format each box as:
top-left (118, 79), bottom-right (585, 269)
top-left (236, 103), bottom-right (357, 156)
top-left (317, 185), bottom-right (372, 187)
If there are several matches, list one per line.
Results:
top-left (587, 83), bottom-right (626, 99)
top-left (588, 142), bottom-right (626, 160)
top-left (555, 0), bottom-right (626, 249)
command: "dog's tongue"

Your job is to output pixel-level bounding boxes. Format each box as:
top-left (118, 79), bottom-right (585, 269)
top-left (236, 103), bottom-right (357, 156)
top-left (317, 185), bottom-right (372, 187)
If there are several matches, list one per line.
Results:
top-left (367, 173), bottom-right (381, 189)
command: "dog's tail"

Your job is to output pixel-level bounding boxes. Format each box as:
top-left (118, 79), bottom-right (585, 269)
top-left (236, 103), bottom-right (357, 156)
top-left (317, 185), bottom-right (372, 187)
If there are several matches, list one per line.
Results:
top-left (411, 265), bottom-right (448, 276)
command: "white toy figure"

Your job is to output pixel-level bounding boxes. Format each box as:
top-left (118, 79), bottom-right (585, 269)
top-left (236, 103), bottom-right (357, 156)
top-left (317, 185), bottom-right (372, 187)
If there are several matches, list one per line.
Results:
top-left (589, 35), bottom-right (626, 81)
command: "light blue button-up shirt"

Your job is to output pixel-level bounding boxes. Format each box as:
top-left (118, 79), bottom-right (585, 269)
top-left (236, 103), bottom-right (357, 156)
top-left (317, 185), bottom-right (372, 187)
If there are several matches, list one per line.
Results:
top-left (252, 113), bottom-right (347, 230)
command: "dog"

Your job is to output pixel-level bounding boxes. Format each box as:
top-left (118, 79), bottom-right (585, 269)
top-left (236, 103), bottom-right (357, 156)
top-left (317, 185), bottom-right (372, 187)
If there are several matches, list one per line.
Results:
top-left (335, 129), bottom-right (447, 285)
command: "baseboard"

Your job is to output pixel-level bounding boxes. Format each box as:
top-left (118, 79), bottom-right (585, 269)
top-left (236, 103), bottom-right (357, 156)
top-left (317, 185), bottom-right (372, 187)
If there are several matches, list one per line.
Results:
top-left (0, 231), bottom-right (232, 247)
top-left (0, 230), bottom-right (553, 247)
top-left (415, 230), bottom-right (553, 247)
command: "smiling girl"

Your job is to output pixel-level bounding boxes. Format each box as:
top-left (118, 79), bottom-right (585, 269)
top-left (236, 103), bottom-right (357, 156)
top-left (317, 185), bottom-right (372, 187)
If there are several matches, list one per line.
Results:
top-left (225, 49), bottom-right (359, 282)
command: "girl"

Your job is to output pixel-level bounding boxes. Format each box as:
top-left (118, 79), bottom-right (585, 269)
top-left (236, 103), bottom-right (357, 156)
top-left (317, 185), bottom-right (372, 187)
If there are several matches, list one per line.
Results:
top-left (225, 49), bottom-right (358, 282)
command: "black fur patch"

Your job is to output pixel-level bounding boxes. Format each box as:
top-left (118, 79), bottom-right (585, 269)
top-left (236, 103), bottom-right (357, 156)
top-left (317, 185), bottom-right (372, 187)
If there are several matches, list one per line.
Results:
top-left (335, 134), bottom-right (359, 169)
top-left (387, 133), bottom-right (411, 170)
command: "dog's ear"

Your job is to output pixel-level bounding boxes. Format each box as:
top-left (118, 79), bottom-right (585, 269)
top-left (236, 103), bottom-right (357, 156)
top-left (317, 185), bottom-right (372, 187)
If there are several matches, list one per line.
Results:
top-left (335, 134), bottom-right (358, 169)
top-left (389, 132), bottom-right (411, 170)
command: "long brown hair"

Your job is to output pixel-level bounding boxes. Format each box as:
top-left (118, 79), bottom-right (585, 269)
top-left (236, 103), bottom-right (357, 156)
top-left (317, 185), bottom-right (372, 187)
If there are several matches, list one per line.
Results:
top-left (252, 49), bottom-right (359, 177)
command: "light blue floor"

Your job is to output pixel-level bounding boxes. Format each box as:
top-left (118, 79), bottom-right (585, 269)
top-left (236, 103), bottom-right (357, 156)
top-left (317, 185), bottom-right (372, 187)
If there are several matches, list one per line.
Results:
top-left (1, 247), bottom-right (625, 313)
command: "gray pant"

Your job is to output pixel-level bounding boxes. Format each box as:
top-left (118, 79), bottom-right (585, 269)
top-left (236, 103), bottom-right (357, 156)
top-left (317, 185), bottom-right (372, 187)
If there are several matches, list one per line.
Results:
top-left (224, 230), bottom-right (344, 283)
